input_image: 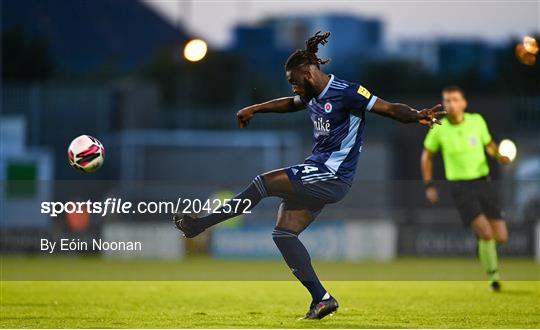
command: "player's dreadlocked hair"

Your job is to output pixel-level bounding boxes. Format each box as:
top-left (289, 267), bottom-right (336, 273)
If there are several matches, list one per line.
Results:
top-left (285, 31), bottom-right (331, 71)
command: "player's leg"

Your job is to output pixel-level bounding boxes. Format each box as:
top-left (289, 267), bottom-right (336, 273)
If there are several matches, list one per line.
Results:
top-left (175, 169), bottom-right (295, 237)
top-left (472, 214), bottom-right (501, 289)
top-left (471, 214), bottom-right (494, 240)
top-left (451, 181), bottom-right (500, 289)
top-left (478, 179), bottom-right (506, 290)
top-left (271, 202), bottom-right (338, 319)
top-left (479, 178), bottom-right (507, 244)
top-left (489, 219), bottom-right (508, 244)
top-left (273, 204), bottom-right (322, 298)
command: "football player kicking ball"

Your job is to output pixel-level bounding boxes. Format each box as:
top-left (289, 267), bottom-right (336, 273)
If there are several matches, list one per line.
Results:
top-left (175, 31), bottom-right (445, 319)
top-left (421, 86), bottom-right (511, 292)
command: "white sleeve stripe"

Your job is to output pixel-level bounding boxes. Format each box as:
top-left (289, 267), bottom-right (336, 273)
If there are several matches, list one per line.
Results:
top-left (367, 95), bottom-right (378, 112)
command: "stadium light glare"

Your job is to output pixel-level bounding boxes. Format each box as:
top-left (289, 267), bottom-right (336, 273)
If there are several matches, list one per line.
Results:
top-left (184, 39), bottom-right (208, 62)
top-left (523, 36), bottom-right (538, 55)
top-left (515, 43), bottom-right (536, 66)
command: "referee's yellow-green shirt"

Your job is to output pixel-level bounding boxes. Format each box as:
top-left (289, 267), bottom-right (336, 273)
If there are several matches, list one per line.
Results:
top-left (423, 113), bottom-right (492, 181)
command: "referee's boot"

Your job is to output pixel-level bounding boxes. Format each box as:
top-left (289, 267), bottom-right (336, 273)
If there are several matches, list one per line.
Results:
top-left (173, 213), bottom-right (205, 238)
top-left (490, 281), bottom-right (502, 292)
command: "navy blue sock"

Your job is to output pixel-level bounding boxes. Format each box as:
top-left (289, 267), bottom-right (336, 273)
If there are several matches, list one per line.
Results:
top-left (272, 227), bottom-right (327, 302)
top-left (195, 175), bottom-right (267, 230)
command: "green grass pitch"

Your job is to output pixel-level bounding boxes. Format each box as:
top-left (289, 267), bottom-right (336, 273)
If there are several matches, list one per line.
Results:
top-left (1, 257), bottom-right (539, 328)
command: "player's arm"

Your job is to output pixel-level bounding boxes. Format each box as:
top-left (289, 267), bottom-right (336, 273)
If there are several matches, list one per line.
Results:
top-left (370, 98), bottom-right (445, 128)
top-left (421, 149), bottom-right (435, 183)
top-left (478, 115), bottom-right (511, 164)
top-left (485, 140), bottom-right (511, 164)
top-left (421, 149), bottom-right (439, 204)
top-left (421, 126), bottom-right (440, 204)
top-left (236, 96), bottom-right (305, 128)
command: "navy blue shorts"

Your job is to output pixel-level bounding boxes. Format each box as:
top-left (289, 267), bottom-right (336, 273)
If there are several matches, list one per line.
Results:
top-left (284, 162), bottom-right (350, 217)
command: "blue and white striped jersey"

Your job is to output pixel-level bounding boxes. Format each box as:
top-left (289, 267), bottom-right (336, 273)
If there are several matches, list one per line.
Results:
top-left (300, 74), bottom-right (377, 185)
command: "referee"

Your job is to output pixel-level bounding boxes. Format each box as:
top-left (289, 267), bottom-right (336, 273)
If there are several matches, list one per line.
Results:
top-left (421, 86), bottom-right (511, 291)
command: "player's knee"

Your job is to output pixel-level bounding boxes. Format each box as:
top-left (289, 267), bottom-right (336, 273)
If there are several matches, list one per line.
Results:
top-left (490, 220), bottom-right (508, 244)
top-left (476, 230), bottom-right (493, 240)
top-left (494, 233), bottom-right (508, 244)
top-left (473, 225), bottom-right (493, 240)
top-left (472, 216), bottom-right (494, 240)
top-left (495, 237), bottom-right (508, 244)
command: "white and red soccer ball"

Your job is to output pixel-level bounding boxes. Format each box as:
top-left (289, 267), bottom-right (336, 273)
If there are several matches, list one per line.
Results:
top-left (67, 135), bottom-right (105, 172)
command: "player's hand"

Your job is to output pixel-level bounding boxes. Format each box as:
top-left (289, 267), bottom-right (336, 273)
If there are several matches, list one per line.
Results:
top-left (236, 107), bottom-right (255, 128)
top-left (418, 104), bottom-right (446, 128)
top-left (425, 186), bottom-right (439, 204)
top-left (497, 155), bottom-right (512, 165)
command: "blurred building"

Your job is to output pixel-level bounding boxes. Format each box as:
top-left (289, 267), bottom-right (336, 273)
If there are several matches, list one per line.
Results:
top-left (439, 39), bottom-right (498, 79)
top-left (398, 39), bottom-right (498, 79)
top-left (231, 14), bottom-right (383, 81)
top-left (398, 40), bottom-right (440, 73)
top-left (1, 0), bottom-right (187, 74)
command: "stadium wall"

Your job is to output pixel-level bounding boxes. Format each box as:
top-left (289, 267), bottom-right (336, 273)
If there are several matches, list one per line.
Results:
top-left (211, 221), bottom-right (397, 261)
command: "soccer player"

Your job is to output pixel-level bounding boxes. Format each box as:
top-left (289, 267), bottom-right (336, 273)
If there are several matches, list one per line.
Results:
top-left (175, 31), bottom-right (445, 319)
top-left (421, 86), bottom-right (511, 292)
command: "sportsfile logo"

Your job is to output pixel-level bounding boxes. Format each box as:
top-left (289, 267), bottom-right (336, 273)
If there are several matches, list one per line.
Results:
top-left (313, 117), bottom-right (331, 136)
top-left (40, 198), bottom-right (252, 217)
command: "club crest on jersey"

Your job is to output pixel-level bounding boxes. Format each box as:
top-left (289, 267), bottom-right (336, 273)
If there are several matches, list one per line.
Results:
top-left (324, 102), bottom-right (333, 113)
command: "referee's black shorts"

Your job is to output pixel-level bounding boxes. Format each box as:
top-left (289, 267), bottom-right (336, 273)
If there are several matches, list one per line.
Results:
top-left (449, 176), bottom-right (503, 225)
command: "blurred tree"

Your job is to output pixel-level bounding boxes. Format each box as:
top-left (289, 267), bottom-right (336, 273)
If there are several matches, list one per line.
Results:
top-left (141, 47), bottom-right (243, 108)
top-left (141, 47), bottom-right (182, 106)
top-left (1, 26), bottom-right (53, 82)
top-left (496, 36), bottom-right (540, 94)
top-left (445, 67), bottom-right (492, 94)
top-left (188, 51), bottom-right (244, 108)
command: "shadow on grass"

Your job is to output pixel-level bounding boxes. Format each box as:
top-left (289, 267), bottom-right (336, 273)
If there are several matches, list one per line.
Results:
top-left (499, 289), bottom-right (538, 296)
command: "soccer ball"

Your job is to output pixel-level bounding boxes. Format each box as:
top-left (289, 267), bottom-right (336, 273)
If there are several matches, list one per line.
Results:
top-left (67, 135), bottom-right (105, 172)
